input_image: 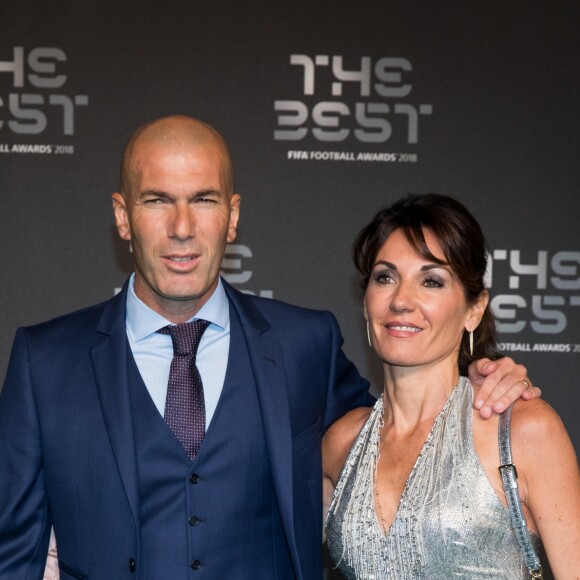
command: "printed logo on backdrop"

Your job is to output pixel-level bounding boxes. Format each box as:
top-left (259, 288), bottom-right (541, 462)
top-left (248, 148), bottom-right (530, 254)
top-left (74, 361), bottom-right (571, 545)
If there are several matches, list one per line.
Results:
top-left (114, 245), bottom-right (273, 298)
top-left (487, 249), bottom-right (580, 355)
top-left (274, 54), bottom-right (432, 164)
top-left (0, 46), bottom-right (88, 155)
top-left (220, 244), bottom-right (273, 297)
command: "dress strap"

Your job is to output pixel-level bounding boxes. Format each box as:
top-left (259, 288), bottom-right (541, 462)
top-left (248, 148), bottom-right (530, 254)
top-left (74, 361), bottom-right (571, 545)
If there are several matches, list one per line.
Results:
top-left (498, 404), bottom-right (543, 578)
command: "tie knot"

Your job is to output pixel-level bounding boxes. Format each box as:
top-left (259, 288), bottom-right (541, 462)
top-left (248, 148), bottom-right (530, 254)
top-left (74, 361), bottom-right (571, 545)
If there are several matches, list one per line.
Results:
top-left (157, 319), bottom-right (210, 356)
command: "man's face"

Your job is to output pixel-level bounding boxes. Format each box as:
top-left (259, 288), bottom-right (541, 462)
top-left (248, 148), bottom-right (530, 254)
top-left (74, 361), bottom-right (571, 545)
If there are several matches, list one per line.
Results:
top-left (113, 140), bottom-right (240, 322)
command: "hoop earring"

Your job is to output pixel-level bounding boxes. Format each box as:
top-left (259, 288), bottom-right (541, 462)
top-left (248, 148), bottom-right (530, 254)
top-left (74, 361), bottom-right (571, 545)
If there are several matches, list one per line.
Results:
top-left (366, 321), bottom-right (372, 348)
top-left (469, 329), bottom-right (474, 357)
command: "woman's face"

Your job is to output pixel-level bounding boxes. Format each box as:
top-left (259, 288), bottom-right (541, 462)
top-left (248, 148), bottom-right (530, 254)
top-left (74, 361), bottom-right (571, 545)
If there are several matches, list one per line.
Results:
top-left (364, 228), bottom-right (486, 370)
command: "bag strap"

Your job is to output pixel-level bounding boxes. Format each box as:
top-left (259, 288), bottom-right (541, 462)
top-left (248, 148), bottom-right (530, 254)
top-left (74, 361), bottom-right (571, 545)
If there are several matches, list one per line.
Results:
top-left (498, 403), bottom-right (543, 579)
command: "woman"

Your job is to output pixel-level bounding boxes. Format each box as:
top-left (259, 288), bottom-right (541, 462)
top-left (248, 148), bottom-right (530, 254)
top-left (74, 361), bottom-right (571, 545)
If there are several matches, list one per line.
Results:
top-left (43, 529), bottom-right (59, 580)
top-left (323, 194), bottom-right (580, 578)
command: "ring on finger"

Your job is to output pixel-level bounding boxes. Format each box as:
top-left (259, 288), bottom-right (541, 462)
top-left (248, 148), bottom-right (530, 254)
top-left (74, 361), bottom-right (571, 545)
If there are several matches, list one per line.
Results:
top-left (521, 379), bottom-right (530, 389)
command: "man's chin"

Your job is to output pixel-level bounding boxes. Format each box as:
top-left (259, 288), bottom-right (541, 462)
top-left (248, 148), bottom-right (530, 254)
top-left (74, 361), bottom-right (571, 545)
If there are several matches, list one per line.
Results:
top-left (158, 289), bottom-right (205, 303)
top-left (156, 281), bottom-right (217, 306)
top-left (134, 274), bottom-right (218, 314)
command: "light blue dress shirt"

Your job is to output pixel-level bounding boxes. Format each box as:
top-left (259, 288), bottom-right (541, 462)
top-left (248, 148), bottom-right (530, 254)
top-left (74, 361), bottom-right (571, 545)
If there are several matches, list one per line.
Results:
top-left (125, 274), bottom-right (230, 428)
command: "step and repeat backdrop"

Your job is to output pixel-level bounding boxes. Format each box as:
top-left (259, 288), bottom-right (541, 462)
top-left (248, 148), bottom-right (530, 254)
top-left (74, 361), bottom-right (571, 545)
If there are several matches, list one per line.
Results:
top-left (1, 0), bottom-right (579, 475)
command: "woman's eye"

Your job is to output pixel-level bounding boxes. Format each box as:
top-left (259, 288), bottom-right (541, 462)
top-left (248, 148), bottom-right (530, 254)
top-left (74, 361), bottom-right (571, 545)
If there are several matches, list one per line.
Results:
top-left (423, 276), bottom-right (444, 288)
top-left (374, 272), bottom-right (394, 284)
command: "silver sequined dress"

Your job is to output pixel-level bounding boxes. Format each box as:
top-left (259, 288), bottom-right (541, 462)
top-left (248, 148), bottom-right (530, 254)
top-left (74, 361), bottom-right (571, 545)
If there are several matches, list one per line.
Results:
top-left (326, 377), bottom-right (541, 579)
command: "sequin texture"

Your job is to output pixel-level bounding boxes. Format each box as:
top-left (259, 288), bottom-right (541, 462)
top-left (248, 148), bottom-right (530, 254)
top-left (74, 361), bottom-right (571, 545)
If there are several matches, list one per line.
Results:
top-left (326, 377), bottom-right (541, 579)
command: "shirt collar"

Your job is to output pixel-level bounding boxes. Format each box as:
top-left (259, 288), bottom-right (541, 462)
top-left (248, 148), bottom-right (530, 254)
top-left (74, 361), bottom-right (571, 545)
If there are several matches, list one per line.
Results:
top-left (125, 274), bottom-right (229, 342)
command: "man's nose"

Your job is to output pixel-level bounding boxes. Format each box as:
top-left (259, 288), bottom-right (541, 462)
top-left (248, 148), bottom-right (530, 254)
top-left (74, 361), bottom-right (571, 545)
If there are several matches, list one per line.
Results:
top-left (170, 203), bottom-right (194, 239)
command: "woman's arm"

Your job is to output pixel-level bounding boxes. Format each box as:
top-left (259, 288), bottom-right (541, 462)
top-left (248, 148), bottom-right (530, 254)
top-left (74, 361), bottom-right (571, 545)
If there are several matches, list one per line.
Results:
top-left (43, 528), bottom-right (59, 580)
top-left (322, 407), bottom-right (371, 540)
top-left (512, 398), bottom-right (580, 579)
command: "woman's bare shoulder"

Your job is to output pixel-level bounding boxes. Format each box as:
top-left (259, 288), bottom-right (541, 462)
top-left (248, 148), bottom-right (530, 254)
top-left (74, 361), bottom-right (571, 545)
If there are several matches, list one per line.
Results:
top-left (510, 396), bottom-right (577, 473)
top-left (323, 406), bottom-right (373, 482)
top-left (325, 406), bottom-right (373, 443)
top-left (510, 397), bottom-right (566, 442)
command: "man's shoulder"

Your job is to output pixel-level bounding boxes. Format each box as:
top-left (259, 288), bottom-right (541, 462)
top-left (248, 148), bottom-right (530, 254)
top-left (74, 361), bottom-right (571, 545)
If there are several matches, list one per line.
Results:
top-left (228, 285), bottom-right (335, 326)
top-left (17, 294), bottom-right (118, 341)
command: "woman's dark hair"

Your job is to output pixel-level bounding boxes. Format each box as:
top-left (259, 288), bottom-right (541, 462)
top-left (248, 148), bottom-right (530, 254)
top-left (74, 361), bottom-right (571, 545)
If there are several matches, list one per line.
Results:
top-left (353, 193), bottom-right (500, 375)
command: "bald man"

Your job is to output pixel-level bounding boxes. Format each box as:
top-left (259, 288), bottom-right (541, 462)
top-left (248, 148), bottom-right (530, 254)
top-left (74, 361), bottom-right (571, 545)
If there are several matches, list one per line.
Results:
top-left (0, 116), bottom-right (537, 579)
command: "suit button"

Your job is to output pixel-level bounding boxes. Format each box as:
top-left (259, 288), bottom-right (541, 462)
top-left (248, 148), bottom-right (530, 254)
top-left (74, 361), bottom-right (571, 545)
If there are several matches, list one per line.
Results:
top-left (188, 515), bottom-right (199, 526)
top-left (189, 473), bottom-right (200, 484)
top-left (128, 558), bottom-right (136, 572)
top-left (191, 559), bottom-right (202, 570)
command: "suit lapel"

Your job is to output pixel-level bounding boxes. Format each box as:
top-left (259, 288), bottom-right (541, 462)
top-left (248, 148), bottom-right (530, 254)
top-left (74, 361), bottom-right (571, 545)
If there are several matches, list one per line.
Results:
top-left (224, 282), bottom-right (302, 578)
top-left (91, 283), bottom-right (140, 530)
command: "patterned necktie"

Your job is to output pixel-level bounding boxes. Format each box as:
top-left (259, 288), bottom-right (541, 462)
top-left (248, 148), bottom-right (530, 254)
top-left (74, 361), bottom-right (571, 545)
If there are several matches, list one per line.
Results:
top-left (157, 319), bottom-right (210, 460)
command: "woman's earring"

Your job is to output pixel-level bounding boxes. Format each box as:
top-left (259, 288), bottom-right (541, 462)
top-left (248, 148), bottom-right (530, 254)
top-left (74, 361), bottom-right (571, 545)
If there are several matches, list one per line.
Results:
top-left (469, 329), bottom-right (474, 357)
top-left (366, 321), bottom-right (372, 348)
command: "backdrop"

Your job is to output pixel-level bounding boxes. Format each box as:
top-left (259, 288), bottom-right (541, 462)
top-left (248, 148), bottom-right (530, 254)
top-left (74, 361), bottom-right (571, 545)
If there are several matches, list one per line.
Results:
top-left (1, 1), bottom-right (578, 574)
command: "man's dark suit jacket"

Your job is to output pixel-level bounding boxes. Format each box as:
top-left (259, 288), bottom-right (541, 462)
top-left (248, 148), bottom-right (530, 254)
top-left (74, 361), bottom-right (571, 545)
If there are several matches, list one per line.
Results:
top-left (0, 279), bottom-right (371, 579)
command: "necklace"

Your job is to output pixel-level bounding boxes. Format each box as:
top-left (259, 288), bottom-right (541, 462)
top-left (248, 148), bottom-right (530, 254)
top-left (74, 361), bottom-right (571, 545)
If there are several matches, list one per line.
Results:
top-left (373, 410), bottom-right (391, 534)
top-left (374, 477), bottom-right (391, 534)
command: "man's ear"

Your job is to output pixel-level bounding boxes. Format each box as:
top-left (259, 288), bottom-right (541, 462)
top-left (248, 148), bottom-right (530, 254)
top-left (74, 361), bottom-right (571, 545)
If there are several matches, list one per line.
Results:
top-left (227, 193), bottom-right (241, 243)
top-left (112, 192), bottom-right (131, 241)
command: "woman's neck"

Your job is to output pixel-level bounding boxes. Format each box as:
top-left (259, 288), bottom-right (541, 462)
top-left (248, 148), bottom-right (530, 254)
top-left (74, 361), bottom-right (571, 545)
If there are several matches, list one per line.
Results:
top-left (381, 360), bottom-right (460, 433)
